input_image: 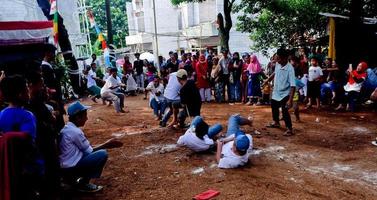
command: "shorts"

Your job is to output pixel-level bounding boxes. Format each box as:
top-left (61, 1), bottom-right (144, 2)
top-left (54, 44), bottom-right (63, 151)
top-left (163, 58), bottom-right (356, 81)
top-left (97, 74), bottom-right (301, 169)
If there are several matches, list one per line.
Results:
top-left (307, 81), bottom-right (321, 99)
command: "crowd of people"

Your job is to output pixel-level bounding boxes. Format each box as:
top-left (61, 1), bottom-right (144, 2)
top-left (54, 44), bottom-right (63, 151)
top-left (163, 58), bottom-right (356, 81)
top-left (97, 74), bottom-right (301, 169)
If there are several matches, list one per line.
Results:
top-left (1, 45), bottom-right (376, 199)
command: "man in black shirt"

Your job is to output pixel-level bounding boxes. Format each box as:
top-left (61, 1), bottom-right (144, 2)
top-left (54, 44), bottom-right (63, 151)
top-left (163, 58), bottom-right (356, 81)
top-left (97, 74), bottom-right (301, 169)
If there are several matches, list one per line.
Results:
top-left (176, 69), bottom-right (202, 128)
top-left (133, 53), bottom-right (145, 92)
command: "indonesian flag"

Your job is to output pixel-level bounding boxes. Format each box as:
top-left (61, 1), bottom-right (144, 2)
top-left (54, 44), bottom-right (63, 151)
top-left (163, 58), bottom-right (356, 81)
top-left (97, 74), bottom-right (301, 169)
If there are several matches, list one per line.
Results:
top-left (50, 0), bottom-right (58, 45)
top-left (0, 21), bottom-right (53, 46)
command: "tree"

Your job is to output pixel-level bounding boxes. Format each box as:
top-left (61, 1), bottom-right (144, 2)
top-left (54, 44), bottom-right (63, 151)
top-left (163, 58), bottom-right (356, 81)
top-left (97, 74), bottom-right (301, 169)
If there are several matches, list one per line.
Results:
top-left (88, 0), bottom-right (131, 49)
top-left (235, 0), bottom-right (377, 54)
top-left (171, 0), bottom-right (236, 52)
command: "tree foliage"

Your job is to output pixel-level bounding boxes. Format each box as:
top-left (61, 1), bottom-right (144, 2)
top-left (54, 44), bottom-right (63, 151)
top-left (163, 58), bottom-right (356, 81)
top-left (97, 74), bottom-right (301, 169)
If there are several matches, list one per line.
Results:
top-left (235, 0), bottom-right (377, 54)
top-left (88, 0), bottom-right (131, 50)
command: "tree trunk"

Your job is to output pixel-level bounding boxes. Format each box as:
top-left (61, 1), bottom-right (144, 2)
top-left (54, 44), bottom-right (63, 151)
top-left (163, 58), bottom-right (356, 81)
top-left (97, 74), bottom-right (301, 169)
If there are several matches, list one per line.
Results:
top-left (217, 0), bottom-right (234, 52)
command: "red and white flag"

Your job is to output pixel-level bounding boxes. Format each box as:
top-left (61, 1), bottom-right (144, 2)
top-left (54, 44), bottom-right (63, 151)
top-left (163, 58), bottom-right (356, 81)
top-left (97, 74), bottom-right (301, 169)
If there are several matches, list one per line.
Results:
top-left (0, 21), bottom-right (53, 46)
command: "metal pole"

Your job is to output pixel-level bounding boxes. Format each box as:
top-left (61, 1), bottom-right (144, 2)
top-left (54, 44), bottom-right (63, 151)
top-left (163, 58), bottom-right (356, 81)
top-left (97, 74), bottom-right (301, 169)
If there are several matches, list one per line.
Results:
top-left (152, 0), bottom-right (160, 72)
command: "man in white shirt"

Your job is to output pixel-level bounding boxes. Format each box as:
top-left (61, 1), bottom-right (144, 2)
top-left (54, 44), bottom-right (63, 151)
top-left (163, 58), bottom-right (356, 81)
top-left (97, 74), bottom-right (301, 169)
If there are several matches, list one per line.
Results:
top-left (160, 71), bottom-right (182, 127)
top-left (177, 116), bottom-right (222, 152)
top-left (59, 101), bottom-right (122, 192)
top-left (145, 76), bottom-right (167, 120)
top-left (216, 114), bottom-right (253, 169)
top-left (101, 68), bottom-right (127, 113)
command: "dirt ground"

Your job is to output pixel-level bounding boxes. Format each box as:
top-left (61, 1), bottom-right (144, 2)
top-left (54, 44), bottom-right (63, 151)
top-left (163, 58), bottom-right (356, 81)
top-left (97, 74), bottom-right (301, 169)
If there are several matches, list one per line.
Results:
top-left (68, 95), bottom-right (377, 200)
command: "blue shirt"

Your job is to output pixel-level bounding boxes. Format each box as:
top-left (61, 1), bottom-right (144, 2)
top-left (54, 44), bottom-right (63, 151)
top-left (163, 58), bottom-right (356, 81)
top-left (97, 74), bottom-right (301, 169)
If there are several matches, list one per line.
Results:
top-left (0, 107), bottom-right (37, 140)
top-left (272, 63), bottom-right (296, 101)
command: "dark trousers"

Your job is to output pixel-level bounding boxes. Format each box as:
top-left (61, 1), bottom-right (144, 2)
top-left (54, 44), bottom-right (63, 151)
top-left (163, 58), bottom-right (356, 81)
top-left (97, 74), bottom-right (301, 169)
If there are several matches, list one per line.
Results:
top-left (271, 96), bottom-right (292, 130)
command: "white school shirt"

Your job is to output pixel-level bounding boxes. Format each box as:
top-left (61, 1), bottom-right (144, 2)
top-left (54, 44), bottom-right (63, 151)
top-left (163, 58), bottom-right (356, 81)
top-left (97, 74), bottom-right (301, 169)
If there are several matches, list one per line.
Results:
top-left (59, 122), bottom-right (93, 168)
top-left (308, 66), bottom-right (323, 81)
top-left (146, 82), bottom-right (165, 102)
top-left (101, 76), bottom-right (121, 95)
top-left (218, 134), bottom-right (253, 169)
top-left (177, 127), bottom-right (214, 152)
top-left (164, 72), bottom-right (181, 101)
top-left (86, 70), bottom-right (97, 88)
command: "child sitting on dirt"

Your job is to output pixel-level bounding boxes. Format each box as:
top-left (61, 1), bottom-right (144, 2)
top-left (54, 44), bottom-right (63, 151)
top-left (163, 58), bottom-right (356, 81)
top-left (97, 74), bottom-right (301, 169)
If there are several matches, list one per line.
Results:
top-left (177, 116), bottom-right (222, 152)
top-left (216, 114), bottom-right (253, 169)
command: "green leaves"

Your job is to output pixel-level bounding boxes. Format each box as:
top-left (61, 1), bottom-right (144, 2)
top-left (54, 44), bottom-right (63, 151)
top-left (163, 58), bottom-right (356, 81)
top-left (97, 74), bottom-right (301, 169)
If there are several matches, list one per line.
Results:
top-left (236, 0), bottom-right (376, 53)
top-left (88, 0), bottom-right (131, 50)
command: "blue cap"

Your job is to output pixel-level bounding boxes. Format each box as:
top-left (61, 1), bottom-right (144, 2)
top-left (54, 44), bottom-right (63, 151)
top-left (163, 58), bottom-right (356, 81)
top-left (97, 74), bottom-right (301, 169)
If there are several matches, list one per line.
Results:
top-left (235, 132), bottom-right (250, 152)
top-left (67, 101), bottom-right (91, 116)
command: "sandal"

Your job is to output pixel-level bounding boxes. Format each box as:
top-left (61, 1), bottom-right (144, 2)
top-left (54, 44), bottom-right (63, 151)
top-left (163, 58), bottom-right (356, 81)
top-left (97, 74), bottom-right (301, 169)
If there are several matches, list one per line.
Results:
top-left (266, 122), bottom-right (280, 128)
top-left (283, 130), bottom-right (294, 136)
top-left (371, 138), bottom-right (377, 147)
top-left (77, 183), bottom-right (103, 193)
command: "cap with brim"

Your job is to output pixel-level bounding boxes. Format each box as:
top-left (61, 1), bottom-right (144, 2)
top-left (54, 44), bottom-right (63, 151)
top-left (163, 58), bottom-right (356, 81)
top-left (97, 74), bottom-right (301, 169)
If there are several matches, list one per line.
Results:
top-left (235, 133), bottom-right (250, 152)
top-left (67, 101), bottom-right (91, 116)
top-left (176, 69), bottom-right (188, 79)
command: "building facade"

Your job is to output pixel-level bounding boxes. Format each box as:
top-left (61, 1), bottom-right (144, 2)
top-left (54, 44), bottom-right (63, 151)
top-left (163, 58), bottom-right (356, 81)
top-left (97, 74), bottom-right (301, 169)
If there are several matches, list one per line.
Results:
top-left (126, 0), bottom-right (266, 62)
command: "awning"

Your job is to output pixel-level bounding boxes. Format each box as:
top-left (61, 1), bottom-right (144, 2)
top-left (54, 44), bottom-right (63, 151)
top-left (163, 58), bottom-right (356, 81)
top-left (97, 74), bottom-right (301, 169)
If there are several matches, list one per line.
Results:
top-left (0, 21), bottom-right (53, 46)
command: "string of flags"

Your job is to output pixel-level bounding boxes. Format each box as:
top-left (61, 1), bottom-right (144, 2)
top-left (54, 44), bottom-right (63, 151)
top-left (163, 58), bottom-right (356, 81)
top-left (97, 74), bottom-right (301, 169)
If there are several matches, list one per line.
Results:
top-left (50, 0), bottom-right (58, 46)
top-left (87, 9), bottom-right (112, 67)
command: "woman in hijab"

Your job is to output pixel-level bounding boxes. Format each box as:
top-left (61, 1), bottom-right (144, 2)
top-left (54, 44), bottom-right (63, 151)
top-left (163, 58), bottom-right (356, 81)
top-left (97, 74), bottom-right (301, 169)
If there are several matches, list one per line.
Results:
top-left (196, 54), bottom-right (211, 102)
top-left (246, 55), bottom-right (263, 105)
top-left (336, 61), bottom-right (368, 112)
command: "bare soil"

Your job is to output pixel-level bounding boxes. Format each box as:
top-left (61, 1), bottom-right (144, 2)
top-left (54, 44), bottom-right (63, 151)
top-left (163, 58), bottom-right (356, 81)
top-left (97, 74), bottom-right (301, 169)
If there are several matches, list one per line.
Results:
top-left (68, 95), bottom-right (377, 200)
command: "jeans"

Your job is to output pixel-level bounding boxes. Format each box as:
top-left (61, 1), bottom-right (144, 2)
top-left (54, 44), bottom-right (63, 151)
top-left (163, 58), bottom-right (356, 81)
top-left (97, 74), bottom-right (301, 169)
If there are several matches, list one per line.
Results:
top-left (226, 114), bottom-right (250, 136)
top-left (72, 150), bottom-right (108, 182)
top-left (199, 88), bottom-right (211, 102)
top-left (161, 99), bottom-right (181, 124)
top-left (101, 91), bottom-right (124, 112)
top-left (150, 98), bottom-right (167, 117)
top-left (229, 80), bottom-right (241, 102)
top-left (135, 74), bottom-right (145, 90)
top-left (190, 116), bottom-right (223, 138)
top-left (271, 96), bottom-right (292, 130)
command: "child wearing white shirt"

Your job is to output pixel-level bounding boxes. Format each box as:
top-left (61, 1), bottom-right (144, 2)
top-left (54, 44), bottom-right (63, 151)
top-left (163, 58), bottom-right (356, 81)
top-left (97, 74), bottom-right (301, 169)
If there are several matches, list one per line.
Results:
top-left (307, 57), bottom-right (323, 109)
top-left (177, 116), bottom-right (222, 152)
top-left (216, 114), bottom-right (253, 169)
top-left (146, 76), bottom-right (167, 120)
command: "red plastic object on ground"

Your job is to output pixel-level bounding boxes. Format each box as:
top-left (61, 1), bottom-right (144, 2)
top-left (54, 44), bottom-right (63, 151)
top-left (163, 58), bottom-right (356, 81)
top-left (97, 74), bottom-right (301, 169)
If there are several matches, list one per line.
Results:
top-left (193, 189), bottom-right (220, 200)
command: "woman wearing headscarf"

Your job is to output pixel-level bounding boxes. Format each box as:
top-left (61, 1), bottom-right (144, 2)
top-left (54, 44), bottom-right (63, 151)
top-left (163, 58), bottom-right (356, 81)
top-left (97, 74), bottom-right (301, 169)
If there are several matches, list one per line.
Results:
top-left (196, 55), bottom-right (211, 102)
top-left (246, 55), bottom-right (263, 105)
top-left (336, 61), bottom-right (368, 112)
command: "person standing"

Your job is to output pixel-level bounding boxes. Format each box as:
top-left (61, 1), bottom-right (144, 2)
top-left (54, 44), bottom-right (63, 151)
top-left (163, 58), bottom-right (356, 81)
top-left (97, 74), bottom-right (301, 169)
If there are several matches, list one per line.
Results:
top-left (246, 55), bottom-right (263, 105)
top-left (196, 55), bottom-right (211, 103)
top-left (264, 49), bottom-right (296, 136)
top-left (219, 50), bottom-right (232, 102)
top-left (306, 56), bottom-right (323, 109)
top-left (133, 53), bottom-right (145, 93)
top-left (228, 52), bottom-right (242, 104)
